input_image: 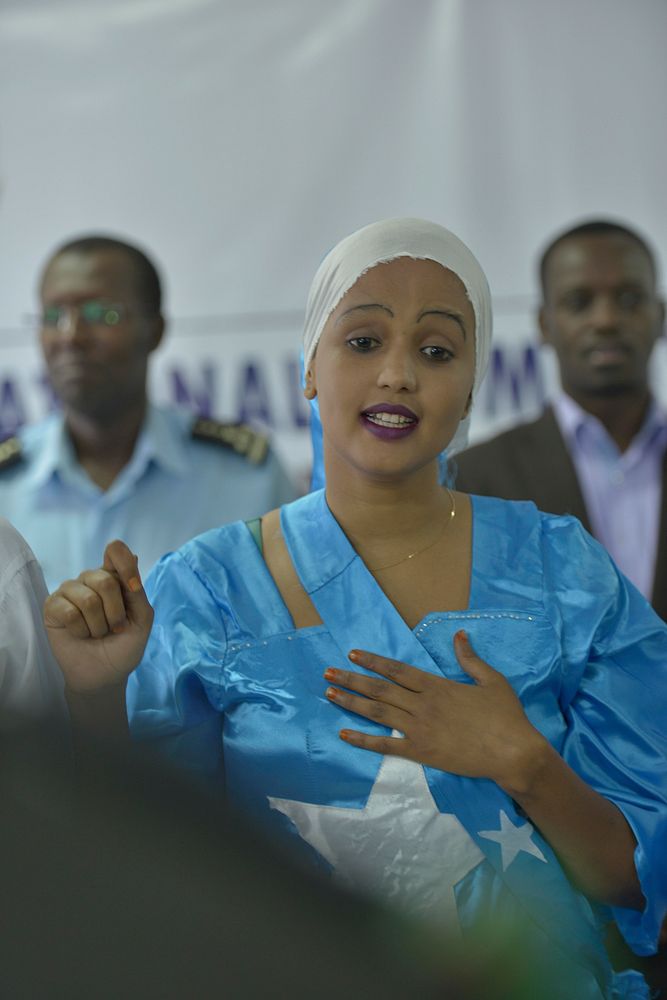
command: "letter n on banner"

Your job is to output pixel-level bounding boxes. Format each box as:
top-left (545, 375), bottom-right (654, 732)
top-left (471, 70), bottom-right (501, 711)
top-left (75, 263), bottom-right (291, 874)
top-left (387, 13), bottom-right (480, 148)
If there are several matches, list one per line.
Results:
top-left (170, 364), bottom-right (217, 417)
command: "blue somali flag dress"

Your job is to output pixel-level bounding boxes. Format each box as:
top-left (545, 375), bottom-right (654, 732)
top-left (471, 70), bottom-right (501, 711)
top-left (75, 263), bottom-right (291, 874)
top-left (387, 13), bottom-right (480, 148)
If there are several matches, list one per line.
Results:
top-left (128, 491), bottom-right (667, 999)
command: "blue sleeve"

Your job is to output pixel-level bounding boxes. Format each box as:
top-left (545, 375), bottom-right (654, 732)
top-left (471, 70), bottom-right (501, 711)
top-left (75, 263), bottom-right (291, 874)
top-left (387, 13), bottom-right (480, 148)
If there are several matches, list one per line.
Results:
top-left (127, 548), bottom-right (227, 786)
top-left (542, 515), bottom-right (667, 956)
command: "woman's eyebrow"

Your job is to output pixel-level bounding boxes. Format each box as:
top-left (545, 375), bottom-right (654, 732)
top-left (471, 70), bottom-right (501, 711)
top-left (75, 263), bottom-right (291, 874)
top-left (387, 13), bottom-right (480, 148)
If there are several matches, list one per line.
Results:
top-left (335, 303), bottom-right (394, 324)
top-left (417, 308), bottom-right (467, 339)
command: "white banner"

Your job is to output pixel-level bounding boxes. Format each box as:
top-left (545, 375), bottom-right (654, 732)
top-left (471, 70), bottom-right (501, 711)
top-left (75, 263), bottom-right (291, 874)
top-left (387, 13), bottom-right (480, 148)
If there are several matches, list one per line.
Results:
top-left (1, 0), bottom-right (666, 483)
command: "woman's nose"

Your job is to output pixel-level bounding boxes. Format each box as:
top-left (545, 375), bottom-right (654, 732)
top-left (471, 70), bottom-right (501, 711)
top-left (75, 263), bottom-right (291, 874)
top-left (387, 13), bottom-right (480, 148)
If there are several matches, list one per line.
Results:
top-left (376, 348), bottom-right (417, 392)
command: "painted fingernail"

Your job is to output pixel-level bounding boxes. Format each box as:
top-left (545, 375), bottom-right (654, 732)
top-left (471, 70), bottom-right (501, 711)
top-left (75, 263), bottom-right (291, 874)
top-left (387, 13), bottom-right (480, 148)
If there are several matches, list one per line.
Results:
top-left (348, 650), bottom-right (361, 661)
top-left (323, 667), bottom-right (337, 681)
top-left (326, 686), bottom-right (339, 700)
top-left (111, 622), bottom-right (126, 634)
top-left (128, 576), bottom-right (142, 593)
top-left (455, 629), bottom-right (467, 642)
top-left (339, 730), bottom-right (353, 741)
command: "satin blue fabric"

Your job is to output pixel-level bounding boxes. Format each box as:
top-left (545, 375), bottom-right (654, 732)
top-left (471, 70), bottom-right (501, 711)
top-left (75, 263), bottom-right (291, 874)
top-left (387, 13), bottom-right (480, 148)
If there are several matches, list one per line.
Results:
top-left (128, 491), bottom-right (667, 999)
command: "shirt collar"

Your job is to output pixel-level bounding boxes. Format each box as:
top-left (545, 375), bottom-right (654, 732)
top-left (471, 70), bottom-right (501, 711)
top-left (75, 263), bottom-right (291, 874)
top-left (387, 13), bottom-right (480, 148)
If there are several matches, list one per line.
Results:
top-left (22, 414), bottom-right (78, 490)
top-left (552, 391), bottom-right (667, 451)
top-left (24, 403), bottom-right (191, 493)
top-left (130, 403), bottom-right (191, 480)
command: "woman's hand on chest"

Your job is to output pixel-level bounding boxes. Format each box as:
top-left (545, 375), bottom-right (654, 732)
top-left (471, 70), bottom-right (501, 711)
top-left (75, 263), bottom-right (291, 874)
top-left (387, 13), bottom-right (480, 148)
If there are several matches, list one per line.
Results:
top-left (323, 630), bottom-right (547, 789)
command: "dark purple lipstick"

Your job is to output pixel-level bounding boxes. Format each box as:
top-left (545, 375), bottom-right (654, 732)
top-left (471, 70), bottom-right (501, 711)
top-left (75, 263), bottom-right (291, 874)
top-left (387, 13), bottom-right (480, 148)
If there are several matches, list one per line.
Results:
top-left (360, 403), bottom-right (419, 441)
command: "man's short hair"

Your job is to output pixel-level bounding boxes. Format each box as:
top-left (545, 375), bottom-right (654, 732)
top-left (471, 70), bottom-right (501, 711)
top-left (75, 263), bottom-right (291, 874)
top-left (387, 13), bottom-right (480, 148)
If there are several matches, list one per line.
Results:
top-left (42, 234), bottom-right (163, 314)
top-left (538, 219), bottom-right (658, 297)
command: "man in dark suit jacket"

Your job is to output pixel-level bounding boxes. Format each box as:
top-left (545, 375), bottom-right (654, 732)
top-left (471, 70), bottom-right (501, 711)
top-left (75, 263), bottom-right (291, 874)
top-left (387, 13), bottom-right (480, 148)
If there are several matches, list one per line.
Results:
top-left (456, 220), bottom-right (667, 622)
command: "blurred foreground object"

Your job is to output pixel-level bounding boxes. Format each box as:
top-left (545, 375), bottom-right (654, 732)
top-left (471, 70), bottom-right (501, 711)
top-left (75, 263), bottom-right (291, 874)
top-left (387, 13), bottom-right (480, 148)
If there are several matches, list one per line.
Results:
top-left (0, 516), bottom-right (67, 731)
top-left (0, 727), bottom-right (578, 1000)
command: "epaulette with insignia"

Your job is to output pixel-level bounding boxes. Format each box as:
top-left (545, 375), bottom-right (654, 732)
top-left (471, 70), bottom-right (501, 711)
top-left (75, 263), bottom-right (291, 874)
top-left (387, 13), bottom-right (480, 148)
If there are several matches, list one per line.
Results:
top-left (191, 418), bottom-right (269, 465)
top-left (0, 436), bottom-right (22, 472)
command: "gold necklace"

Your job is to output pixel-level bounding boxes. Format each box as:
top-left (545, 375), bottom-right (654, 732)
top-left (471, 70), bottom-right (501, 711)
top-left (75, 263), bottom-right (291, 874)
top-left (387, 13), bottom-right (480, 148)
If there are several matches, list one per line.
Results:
top-left (367, 489), bottom-right (456, 573)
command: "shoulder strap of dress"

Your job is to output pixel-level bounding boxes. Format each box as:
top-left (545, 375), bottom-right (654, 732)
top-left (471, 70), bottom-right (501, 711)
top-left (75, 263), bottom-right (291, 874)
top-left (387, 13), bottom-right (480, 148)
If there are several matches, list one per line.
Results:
top-left (245, 517), bottom-right (263, 555)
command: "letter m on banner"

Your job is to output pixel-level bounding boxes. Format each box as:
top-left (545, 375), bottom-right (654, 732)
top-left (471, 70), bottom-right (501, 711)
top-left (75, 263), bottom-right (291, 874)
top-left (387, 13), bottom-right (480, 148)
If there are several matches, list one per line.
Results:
top-left (481, 345), bottom-right (545, 419)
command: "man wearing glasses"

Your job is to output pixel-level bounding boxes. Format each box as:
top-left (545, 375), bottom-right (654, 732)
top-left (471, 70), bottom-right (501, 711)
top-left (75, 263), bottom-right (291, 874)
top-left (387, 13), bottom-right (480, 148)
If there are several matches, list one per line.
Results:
top-left (0, 235), bottom-right (294, 591)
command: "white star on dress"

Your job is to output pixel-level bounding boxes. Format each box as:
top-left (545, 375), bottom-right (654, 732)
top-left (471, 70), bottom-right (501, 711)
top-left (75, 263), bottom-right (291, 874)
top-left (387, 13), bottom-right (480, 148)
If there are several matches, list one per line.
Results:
top-left (269, 742), bottom-right (484, 931)
top-left (478, 809), bottom-right (547, 871)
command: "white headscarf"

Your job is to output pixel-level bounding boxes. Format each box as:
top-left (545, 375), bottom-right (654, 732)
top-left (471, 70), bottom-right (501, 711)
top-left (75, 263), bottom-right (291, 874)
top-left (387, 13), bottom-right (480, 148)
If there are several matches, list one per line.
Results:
top-left (303, 217), bottom-right (492, 457)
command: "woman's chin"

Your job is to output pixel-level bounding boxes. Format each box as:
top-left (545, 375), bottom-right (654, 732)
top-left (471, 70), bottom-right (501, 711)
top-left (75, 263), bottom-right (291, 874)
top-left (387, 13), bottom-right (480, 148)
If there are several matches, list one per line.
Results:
top-left (338, 453), bottom-right (442, 486)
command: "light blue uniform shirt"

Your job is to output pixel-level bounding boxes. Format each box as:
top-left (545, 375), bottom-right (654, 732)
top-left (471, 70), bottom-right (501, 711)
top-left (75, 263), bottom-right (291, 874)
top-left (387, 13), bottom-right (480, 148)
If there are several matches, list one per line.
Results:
top-left (0, 404), bottom-right (295, 591)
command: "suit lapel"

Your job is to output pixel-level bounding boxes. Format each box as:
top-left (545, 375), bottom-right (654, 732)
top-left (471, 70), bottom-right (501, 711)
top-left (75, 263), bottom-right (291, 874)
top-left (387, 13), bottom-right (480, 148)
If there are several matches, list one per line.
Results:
top-left (531, 408), bottom-right (592, 532)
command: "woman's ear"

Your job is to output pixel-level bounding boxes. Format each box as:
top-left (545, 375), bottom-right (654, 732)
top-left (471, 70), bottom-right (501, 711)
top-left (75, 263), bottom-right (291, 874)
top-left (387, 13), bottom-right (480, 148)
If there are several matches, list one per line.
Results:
top-left (303, 364), bottom-right (317, 400)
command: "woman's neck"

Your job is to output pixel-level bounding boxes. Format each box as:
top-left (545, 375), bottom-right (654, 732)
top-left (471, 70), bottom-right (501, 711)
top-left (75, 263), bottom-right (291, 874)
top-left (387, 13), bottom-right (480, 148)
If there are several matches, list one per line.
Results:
top-left (324, 459), bottom-right (453, 562)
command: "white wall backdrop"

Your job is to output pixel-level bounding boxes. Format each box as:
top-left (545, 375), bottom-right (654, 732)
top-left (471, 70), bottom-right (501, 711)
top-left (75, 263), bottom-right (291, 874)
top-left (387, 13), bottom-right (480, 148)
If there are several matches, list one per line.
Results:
top-left (1, 0), bottom-right (666, 481)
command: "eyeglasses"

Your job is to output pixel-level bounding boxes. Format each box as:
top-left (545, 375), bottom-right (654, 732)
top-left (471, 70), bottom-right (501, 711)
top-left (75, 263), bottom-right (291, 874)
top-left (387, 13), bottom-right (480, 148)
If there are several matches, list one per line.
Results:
top-left (39, 301), bottom-right (128, 330)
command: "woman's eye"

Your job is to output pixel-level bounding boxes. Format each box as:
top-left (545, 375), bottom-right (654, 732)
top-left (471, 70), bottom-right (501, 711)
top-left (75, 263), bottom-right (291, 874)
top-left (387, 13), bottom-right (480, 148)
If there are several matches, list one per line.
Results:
top-left (421, 345), bottom-right (453, 361)
top-left (347, 336), bottom-right (378, 352)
